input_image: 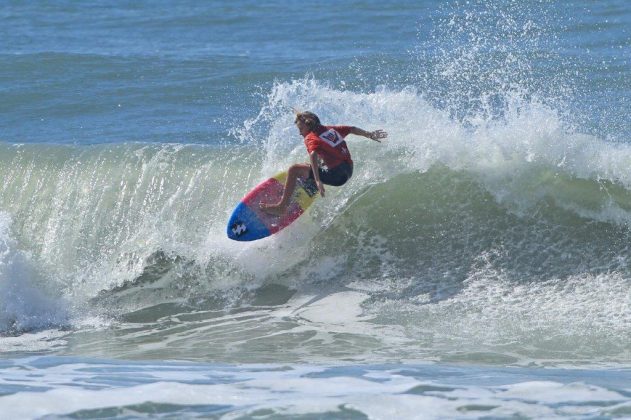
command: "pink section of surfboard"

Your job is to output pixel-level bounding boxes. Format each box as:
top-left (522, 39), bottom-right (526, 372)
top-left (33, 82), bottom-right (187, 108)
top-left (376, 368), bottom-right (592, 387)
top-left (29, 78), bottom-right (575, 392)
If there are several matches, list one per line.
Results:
top-left (241, 176), bottom-right (305, 234)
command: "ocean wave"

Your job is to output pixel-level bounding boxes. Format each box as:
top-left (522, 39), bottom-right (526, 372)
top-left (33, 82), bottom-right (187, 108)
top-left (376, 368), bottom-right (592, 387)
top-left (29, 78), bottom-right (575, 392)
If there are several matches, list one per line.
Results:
top-left (1, 79), bottom-right (631, 360)
top-left (2, 79), bottom-right (631, 288)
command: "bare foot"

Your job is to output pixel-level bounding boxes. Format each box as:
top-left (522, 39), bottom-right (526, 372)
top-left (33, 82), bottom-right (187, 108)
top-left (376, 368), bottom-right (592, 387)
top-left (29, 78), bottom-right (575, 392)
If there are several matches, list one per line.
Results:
top-left (259, 202), bottom-right (286, 216)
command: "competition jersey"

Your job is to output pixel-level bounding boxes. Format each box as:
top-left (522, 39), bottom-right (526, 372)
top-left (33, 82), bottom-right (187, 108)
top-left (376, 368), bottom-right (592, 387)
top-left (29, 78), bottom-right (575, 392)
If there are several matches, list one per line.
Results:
top-left (304, 125), bottom-right (353, 169)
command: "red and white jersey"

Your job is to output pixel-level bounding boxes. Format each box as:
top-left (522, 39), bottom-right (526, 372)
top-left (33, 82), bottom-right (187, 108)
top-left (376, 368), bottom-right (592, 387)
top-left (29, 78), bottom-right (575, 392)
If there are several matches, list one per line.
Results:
top-left (304, 125), bottom-right (353, 169)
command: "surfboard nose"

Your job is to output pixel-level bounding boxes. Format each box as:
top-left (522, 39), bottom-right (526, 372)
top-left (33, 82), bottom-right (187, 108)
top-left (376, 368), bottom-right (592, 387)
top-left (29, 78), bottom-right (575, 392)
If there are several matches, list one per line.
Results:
top-left (227, 202), bottom-right (270, 241)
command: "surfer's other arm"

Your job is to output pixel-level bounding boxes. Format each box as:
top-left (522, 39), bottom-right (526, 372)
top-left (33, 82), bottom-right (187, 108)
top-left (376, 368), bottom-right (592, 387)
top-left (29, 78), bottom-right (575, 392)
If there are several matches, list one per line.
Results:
top-left (310, 151), bottom-right (325, 198)
top-left (349, 126), bottom-right (388, 142)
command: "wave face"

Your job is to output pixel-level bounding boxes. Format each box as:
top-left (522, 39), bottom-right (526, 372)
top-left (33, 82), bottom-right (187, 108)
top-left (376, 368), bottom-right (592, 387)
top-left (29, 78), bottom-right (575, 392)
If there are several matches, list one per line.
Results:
top-left (1, 0), bottom-right (630, 366)
top-left (1, 77), bottom-right (631, 364)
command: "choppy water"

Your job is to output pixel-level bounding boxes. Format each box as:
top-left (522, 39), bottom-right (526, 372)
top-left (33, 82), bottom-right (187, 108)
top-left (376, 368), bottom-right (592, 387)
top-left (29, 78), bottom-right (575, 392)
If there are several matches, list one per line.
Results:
top-left (1, 0), bottom-right (631, 418)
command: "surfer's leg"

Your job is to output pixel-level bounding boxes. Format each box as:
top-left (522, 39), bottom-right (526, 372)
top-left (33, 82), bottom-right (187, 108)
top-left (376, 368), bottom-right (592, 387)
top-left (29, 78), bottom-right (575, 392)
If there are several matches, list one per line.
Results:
top-left (261, 163), bottom-right (311, 215)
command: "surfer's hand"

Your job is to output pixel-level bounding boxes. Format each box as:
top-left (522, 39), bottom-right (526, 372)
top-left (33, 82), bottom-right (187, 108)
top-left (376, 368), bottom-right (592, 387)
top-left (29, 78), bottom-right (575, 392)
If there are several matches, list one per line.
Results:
top-left (370, 130), bottom-right (387, 142)
top-left (317, 181), bottom-right (325, 197)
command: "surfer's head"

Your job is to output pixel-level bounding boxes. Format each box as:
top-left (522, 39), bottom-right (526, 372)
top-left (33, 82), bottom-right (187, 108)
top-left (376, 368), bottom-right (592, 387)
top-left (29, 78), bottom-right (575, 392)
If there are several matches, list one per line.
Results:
top-left (294, 111), bottom-right (321, 135)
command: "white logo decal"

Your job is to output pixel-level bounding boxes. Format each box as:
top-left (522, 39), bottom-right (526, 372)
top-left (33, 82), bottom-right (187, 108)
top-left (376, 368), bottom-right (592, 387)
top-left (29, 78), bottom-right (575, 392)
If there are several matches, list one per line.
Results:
top-left (232, 222), bottom-right (247, 236)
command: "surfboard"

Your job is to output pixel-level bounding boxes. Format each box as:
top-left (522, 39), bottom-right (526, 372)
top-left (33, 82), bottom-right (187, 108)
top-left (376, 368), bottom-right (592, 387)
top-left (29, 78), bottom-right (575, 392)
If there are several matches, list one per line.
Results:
top-left (227, 172), bottom-right (319, 241)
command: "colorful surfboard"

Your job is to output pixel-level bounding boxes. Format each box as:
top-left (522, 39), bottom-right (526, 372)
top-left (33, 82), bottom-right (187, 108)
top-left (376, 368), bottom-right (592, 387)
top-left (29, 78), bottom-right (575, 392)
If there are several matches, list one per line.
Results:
top-left (227, 172), bottom-right (319, 241)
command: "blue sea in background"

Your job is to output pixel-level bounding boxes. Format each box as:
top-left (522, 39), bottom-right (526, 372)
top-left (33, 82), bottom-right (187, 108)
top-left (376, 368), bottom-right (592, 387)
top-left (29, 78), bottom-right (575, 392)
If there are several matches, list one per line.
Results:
top-left (1, 1), bottom-right (631, 418)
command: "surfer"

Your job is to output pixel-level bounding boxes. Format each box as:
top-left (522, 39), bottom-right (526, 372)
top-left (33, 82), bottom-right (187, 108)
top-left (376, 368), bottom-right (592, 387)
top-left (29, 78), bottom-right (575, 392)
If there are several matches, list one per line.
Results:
top-left (260, 111), bottom-right (387, 215)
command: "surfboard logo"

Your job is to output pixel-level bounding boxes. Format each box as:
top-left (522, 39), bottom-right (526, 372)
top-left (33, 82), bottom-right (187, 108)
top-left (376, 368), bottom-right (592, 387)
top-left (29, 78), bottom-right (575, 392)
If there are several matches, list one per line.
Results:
top-left (231, 222), bottom-right (247, 236)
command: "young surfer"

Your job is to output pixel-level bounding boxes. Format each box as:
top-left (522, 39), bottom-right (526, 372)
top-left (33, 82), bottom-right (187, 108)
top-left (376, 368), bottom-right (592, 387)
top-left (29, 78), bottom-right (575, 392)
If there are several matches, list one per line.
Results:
top-left (260, 111), bottom-right (387, 215)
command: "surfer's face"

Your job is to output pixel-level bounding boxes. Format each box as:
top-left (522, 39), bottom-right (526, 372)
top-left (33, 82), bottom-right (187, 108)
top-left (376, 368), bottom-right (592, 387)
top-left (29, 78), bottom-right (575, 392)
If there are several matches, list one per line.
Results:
top-left (295, 119), bottom-right (309, 136)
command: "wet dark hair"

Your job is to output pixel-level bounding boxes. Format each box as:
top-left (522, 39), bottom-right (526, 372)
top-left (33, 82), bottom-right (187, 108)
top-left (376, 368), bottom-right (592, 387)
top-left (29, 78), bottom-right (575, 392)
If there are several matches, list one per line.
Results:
top-left (295, 111), bottom-right (322, 131)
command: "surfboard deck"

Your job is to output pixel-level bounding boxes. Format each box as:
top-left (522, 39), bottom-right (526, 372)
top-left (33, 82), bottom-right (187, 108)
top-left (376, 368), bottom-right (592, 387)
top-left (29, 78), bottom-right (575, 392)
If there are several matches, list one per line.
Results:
top-left (227, 172), bottom-right (319, 241)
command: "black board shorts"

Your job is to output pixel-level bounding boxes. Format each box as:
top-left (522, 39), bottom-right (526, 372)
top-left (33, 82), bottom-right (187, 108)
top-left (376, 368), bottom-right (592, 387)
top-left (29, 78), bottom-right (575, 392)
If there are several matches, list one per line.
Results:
top-left (308, 162), bottom-right (353, 187)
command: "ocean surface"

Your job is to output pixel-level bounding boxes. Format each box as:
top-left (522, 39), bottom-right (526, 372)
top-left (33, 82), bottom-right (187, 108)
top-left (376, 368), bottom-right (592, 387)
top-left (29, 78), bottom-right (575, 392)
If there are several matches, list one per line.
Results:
top-left (1, 0), bottom-right (631, 418)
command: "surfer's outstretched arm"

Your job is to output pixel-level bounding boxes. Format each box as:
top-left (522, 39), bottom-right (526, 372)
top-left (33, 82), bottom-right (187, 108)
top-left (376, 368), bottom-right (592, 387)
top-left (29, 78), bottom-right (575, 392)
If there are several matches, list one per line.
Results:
top-left (349, 127), bottom-right (388, 142)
